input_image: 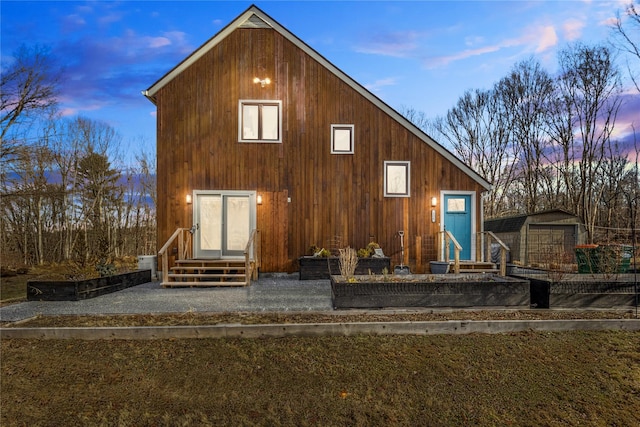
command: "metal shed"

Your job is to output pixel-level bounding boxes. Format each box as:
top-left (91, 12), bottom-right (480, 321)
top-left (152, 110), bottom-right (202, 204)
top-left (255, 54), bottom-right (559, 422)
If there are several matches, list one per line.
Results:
top-left (484, 210), bottom-right (586, 266)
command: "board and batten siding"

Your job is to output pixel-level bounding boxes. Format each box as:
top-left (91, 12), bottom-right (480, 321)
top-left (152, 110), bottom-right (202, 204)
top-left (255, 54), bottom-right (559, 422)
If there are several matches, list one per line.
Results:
top-left (155, 27), bottom-right (485, 273)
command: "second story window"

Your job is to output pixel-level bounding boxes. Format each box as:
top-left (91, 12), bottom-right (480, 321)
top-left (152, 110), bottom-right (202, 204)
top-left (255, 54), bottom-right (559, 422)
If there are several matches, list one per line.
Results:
top-left (238, 100), bottom-right (282, 143)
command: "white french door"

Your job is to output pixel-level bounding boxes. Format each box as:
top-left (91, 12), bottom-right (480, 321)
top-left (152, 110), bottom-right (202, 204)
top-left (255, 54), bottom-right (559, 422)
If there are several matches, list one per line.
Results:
top-left (193, 191), bottom-right (256, 259)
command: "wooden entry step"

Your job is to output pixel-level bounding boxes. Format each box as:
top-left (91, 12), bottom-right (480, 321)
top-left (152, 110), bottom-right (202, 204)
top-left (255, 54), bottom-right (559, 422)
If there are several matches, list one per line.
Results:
top-left (450, 261), bottom-right (499, 274)
top-left (162, 258), bottom-right (249, 287)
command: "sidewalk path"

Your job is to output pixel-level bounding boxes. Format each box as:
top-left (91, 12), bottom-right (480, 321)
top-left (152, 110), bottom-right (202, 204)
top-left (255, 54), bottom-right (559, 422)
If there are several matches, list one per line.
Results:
top-left (0, 275), bottom-right (332, 323)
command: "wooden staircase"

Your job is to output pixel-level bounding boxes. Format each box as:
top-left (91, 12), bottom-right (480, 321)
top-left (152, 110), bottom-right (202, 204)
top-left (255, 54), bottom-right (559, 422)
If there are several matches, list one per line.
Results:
top-left (163, 259), bottom-right (251, 287)
top-left (438, 230), bottom-right (510, 276)
top-left (158, 227), bottom-right (261, 288)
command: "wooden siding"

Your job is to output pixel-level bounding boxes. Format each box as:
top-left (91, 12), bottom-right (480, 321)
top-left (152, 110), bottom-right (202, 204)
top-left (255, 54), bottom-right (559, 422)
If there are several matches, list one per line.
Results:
top-left (155, 27), bottom-right (485, 273)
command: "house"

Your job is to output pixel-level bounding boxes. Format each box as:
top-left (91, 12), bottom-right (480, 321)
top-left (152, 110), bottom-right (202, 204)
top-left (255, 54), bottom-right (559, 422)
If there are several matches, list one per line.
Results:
top-left (484, 209), bottom-right (586, 266)
top-left (143, 5), bottom-right (491, 284)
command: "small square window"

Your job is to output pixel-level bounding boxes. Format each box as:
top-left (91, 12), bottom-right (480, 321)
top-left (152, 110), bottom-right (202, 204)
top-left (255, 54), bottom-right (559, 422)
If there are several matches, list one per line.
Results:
top-left (238, 100), bottom-right (282, 143)
top-left (384, 161), bottom-right (410, 197)
top-left (331, 124), bottom-right (354, 154)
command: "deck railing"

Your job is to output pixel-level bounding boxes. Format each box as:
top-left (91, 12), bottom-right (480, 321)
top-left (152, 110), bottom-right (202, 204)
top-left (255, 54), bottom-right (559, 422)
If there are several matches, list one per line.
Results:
top-left (158, 228), bottom-right (192, 280)
top-left (158, 227), bottom-right (261, 284)
top-left (477, 231), bottom-right (510, 276)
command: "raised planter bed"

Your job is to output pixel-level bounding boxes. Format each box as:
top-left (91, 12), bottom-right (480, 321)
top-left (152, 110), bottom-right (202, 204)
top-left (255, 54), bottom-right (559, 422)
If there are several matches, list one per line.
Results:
top-left (519, 273), bottom-right (639, 309)
top-left (298, 256), bottom-right (391, 280)
top-left (330, 274), bottom-right (530, 309)
top-left (27, 270), bottom-right (152, 301)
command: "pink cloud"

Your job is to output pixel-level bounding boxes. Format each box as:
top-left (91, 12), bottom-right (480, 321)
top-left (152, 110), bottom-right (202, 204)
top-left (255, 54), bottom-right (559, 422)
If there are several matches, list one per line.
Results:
top-left (145, 36), bottom-right (171, 49)
top-left (562, 18), bottom-right (585, 41)
top-left (424, 24), bottom-right (558, 68)
top-left (535, 26), bottom-right (558, 52)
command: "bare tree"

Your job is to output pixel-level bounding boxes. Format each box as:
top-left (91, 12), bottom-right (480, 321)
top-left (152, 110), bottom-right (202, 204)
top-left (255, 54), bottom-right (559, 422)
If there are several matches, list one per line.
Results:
top-left (0, 44), bottom-right (59, 164)
top-left (399, 105), bottom-right (432, 133)
top-left (496, 58), bottom-right (556, 214)
top-left (432, 88), bottom-right (519, 218)
top-left (550, 43), bottom-right (623, 242)
top-left (611, 2), bottom-right (640, 92)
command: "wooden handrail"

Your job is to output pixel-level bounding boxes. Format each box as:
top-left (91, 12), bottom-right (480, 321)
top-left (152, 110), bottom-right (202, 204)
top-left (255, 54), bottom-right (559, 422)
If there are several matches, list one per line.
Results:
top-left (244, 229), bottom-right (261, 281)
top-left (158, 228), bottom-right (184, 257)
top-left (479, 231), bottom-right (510, 276)
top-left (158, 228), bottom-right (191, 281)
top-left (438, 230), bottom-right (462, 274)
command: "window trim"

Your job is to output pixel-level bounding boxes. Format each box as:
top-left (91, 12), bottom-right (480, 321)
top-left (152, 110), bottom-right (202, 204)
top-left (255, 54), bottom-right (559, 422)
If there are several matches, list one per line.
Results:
top-left (384, 161), bottom-right (411, 197)
top-left (238, 100), bottom-right (282, 143)
top-left (331, 124), bottom-right (354, 154)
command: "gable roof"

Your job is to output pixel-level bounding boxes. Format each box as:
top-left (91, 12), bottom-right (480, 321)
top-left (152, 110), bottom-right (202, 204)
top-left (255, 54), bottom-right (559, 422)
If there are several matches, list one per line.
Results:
top-left (143, 4), bottom-right (491, 190)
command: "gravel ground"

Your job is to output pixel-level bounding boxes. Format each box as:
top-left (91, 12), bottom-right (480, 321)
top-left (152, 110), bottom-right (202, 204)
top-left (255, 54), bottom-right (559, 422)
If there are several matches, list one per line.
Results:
top-left (3, 309), bottom-right (637, 328)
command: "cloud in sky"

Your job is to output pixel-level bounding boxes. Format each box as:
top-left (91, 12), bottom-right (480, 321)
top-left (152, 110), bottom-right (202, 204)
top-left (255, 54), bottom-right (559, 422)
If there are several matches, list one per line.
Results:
top-left (354, 30), bottom-right (423, 58)
top-left (562, 18), bottom-right (586, 41)
top-left (424, 23), bottom-right (559, 68)
top-left (364, 77), bottom-right (398, 92)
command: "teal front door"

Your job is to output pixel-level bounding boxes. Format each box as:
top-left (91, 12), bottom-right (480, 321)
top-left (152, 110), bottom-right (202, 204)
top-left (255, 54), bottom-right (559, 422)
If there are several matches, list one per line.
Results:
top-left (443, 194), bottom-right (472, 260)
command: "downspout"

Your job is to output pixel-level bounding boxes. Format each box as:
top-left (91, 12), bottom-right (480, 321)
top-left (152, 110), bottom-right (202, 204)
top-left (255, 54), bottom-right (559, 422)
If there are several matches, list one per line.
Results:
top-left (480, 190), bottom-right (489, 262)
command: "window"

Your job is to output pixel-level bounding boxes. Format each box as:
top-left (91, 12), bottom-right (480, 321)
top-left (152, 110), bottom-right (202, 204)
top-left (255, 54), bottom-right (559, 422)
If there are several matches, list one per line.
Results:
top-left (331, 124), bottom-right (354, 154)
top-left (384, 161), bottom-right (410, 197)
top-left (447, 198), bottom-right (466, 212)
top-left (238, 100), bottom-right (282, 143)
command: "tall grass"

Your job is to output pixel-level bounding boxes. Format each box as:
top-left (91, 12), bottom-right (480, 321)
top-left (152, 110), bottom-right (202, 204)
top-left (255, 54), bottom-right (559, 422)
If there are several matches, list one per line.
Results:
top-left (338, 247), bottom-right (358, 279)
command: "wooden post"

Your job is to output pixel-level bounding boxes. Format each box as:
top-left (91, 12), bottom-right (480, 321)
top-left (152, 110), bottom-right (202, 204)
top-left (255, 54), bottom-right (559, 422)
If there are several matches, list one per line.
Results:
top-left (500, 248), bottom-right (507, 276)
top-left (178, 229), bottom-right (184, 261)
top-left (444, 235), bottom-right (450, 262)
top-left (162, 254), bottom-right (168, 284)
top-left (415, 235), bottom-right (422, 273)
top-left (453, 247), bottom-right (460, 274)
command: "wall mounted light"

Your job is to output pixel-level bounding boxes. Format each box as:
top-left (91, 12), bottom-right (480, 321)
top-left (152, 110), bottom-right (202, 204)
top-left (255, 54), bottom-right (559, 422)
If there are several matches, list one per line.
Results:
top-left (186, 194), bottom-right (192, 204)
top-left (431, 197), bottom-right (438, 207)
top-left (253, 77), bottom-right (271, 87)
top-left (257, 194), bottom-right (263, 205)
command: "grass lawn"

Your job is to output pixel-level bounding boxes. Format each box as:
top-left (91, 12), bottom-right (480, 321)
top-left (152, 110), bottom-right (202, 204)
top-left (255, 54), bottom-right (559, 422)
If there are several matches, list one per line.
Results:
top-left (0, 273), bottom-right (29, 302)
top-left (2, 330), bottom-right (639, 426)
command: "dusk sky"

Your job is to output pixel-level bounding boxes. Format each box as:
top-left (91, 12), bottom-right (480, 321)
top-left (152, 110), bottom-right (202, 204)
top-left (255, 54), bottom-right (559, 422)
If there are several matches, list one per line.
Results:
top-left (2, 1), bottom-right (638, 165)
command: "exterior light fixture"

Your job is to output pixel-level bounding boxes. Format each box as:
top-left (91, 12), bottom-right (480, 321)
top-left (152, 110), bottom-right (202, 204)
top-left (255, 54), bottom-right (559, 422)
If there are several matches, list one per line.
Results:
top-left (186, 194), bottom-right (192, 204)
top-left (431, 197), bottom-right (438, 207)
top-left (257, 194), bottom-right (263, 205)
top-left (253, 77), bottom-right (271, 87)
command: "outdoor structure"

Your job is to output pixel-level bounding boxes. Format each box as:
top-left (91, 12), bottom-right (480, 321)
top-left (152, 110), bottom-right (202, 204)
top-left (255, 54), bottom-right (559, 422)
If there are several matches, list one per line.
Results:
top-left (143, 4), bottom-right (490, 284)
top-left (484, 209), bottom-right (586, 266)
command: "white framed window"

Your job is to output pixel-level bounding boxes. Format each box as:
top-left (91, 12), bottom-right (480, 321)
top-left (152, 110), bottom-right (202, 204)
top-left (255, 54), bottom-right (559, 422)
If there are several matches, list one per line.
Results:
top-left (384, 161), bottom-right (410, 197)
top-left (238, 100), bottom-right (282, 143)
top-left (331, 124), bottom-right (354, 154)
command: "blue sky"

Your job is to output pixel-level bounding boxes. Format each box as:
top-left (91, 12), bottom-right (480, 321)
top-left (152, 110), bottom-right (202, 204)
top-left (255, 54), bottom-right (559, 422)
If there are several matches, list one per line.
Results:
top-left (2, 1), bottom-right (638, 164)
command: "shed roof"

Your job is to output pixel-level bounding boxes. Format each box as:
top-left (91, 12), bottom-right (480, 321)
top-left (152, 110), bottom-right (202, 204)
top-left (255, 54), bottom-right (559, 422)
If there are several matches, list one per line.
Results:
top-left (484, 209), bottom-right (580, 233)
top-left (142, 4), bottom-right (491, 190)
